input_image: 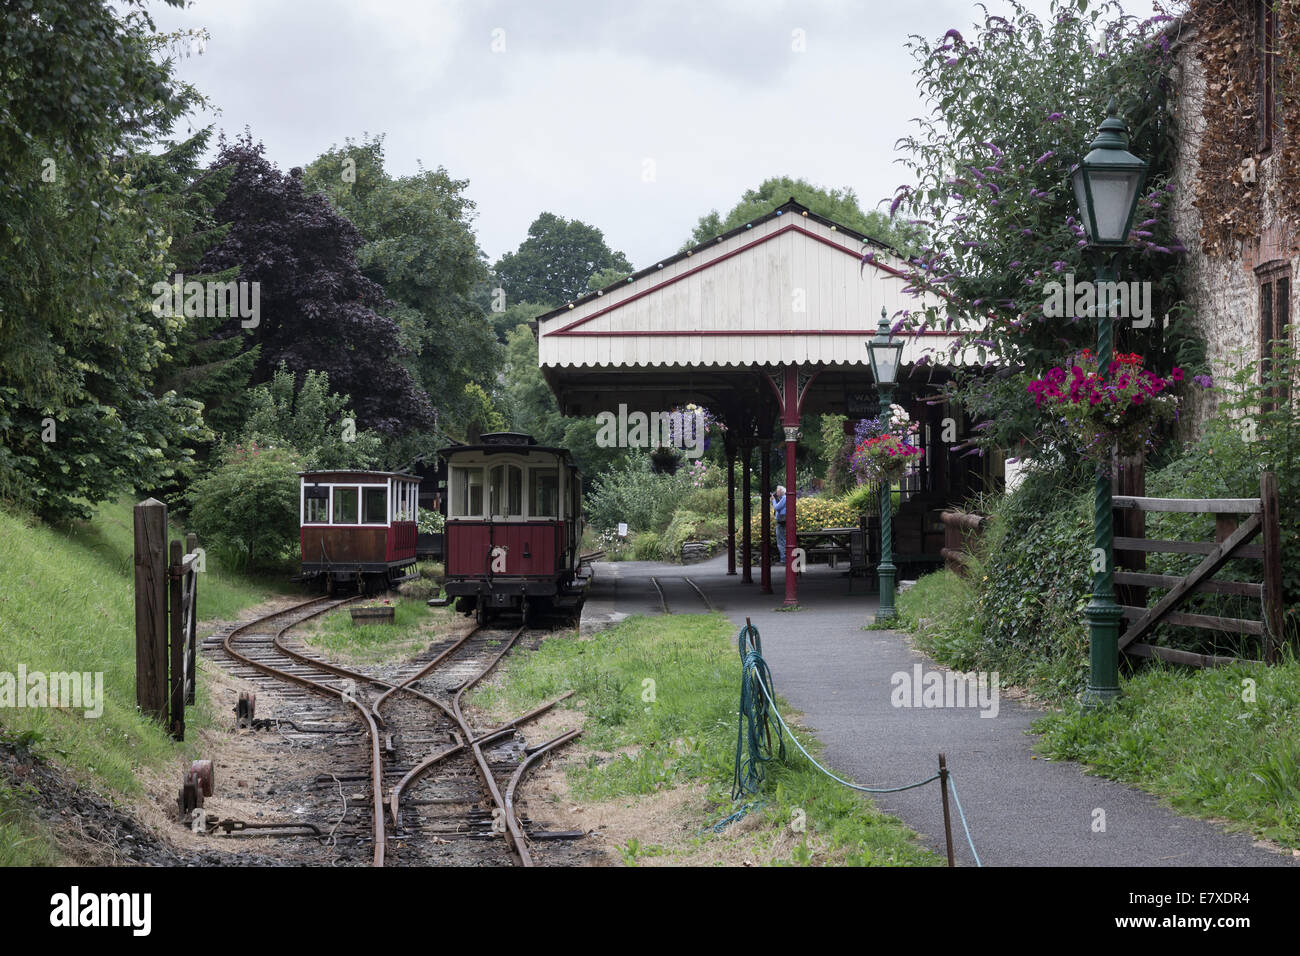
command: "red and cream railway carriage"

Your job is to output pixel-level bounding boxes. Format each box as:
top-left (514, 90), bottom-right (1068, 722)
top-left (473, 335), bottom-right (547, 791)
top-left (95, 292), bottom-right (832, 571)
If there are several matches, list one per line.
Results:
top-left (441, 432), bottom-right (589, 623)
top-left (299, 470), bottom-right (421, 594)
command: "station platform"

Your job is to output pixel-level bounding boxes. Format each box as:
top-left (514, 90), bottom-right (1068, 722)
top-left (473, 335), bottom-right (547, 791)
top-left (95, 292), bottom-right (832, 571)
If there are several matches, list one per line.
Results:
top-left (580, 554), bottom-right (1296, 867)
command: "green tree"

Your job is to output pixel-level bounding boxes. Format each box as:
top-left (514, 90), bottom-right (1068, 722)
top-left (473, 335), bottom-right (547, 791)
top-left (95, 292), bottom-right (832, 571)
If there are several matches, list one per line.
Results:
top-left (682, 176), bottom-right (925, 253)
top-left (242, 364), bottom-right (382, 469)
top-left (188, 444), bottom-right (303, 570)
top-left (494, 212), bottom-right (632, 306)
top-left (0, 0), bottom-right (212, 518)
top-left (302, 137), bottom-right (500, 430)
top-left (889, 2), bottom-right (1197, 456)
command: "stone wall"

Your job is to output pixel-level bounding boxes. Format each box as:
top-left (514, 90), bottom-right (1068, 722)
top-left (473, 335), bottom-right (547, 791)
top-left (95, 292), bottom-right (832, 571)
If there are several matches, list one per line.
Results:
top-left (1170, 21), bottom-right (1299, 439)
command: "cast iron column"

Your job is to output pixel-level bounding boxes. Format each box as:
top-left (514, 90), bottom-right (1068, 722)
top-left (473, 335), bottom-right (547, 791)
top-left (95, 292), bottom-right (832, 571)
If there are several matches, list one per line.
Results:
top-left (874, 384), bottom-right (897, 625)
top-left (1083, 257), bottom-right (1123, 707)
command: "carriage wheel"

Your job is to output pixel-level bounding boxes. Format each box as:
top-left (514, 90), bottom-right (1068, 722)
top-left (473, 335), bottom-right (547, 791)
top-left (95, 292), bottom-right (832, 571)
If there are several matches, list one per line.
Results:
top-left (475, 599), bottom-right (488, 626)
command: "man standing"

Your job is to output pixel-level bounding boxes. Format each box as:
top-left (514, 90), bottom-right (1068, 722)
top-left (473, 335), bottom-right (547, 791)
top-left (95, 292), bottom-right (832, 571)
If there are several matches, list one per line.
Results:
top-left (772, 485), bottom-right (787, 564)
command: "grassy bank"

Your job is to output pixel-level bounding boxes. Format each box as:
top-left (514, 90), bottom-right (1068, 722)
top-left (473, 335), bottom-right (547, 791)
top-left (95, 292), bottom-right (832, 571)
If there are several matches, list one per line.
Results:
top-left (897, 565), bottom-right (1300, 850)
top-left (470, 613), bottom-right (940, 866)
top-left (0, 497), bottom-right (287, 863)
top-left (1034, 656), bottom-right (1300, 848)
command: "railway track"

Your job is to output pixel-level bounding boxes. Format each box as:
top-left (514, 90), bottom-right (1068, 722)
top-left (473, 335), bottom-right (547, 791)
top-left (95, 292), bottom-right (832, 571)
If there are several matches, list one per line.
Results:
top-left (214, 596), bottom-right (580, 866)
top-left (650, 575), bottom-right (715, 614)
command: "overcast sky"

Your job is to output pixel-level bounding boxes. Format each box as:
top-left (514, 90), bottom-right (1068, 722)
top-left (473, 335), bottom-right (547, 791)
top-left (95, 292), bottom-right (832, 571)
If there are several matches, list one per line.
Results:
top-left (151, 0), bottom-right (1163, 269)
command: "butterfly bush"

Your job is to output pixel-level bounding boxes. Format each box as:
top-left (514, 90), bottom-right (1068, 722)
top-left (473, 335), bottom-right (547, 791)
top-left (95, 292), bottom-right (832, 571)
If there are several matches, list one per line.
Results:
top-left (1026, 350), bottom-right (1210, 468)
top-left (849, 407), bottom-right (923, 487)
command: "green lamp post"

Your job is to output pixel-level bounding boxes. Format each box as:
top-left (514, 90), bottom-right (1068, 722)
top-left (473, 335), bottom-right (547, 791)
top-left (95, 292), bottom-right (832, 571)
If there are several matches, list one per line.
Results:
top-left (1071, 103), bottom-right (1148, 708)
top-left (869, 306), bottom-right (905, 626)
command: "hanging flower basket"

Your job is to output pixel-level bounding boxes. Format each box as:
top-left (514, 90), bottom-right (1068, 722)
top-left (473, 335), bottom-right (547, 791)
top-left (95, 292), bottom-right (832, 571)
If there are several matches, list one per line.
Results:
top-left (849, 407), bottom-right (923, 488)
top-left (650, 446), bottom-right (680, 474)
top-left (1026, 351), bottom-right (1206, 470)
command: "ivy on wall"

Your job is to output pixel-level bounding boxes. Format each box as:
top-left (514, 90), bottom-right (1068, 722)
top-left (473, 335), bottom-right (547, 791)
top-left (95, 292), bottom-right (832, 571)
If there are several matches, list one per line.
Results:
top-left (1190, 0), bottom-right (1300, 257)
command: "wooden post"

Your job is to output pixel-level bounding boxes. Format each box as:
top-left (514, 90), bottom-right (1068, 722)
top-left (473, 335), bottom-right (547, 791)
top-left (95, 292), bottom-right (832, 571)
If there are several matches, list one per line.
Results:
top-left (168, 539), bottom-right (185, 740)
top-left (1260, 472), bottom-right (1284, 664)
top-left (1114, 453), bottom-right (1146, 612)
top-left (133, 499), bottom-right (168, 724)
top-left (185, 532), bottom-right (199, 705)
top-left (726, 446), bottom-right (737, 576)
top-left (741, 443), bottom-right (753, 584)
top-left (760, 439), bottom-right (772, 594)
top-left (938, 753), bottom-right (955, 867)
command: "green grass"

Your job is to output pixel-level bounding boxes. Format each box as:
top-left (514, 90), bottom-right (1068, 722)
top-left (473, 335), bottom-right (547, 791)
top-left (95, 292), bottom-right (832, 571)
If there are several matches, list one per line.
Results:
top-left (1034, 655), bottom-right (1300, 848)
top-left (470, 613), bottom-right (941, 866)
top-left (896, 569), bottom-right (984, 672)
top-left (899, 567), bottom-right (1300, 849)
top-left (302, 598), bottom-right (447, 661)
top-left (0, 497), bottom-right (285, 863)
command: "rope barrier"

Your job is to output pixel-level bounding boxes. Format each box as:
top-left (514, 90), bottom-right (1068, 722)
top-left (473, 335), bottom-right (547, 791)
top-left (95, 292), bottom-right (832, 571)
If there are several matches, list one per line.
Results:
top-left (729, 620), bottom-right (981, 866)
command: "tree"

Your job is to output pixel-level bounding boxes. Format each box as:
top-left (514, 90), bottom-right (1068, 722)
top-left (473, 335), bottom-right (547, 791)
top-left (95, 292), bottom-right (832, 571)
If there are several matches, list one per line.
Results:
top-left (302, 137), bottom-right (501, 429)
top-left (888, 2), bottom-right (1198, 456)
top-left (682, 176), bottom-right (926, 253)
top-left (188, 444), bottom-right (302, 570)
top-left (134, 129), bottom-right (259, 443)
top-left (242, 364), bottom-right (382, 470)
top-left (494, 212), bottom-right (632, 307)
top-left (0, 0), bottom-right (212, 519)
top-left (199, 134), bottom-right (433, 437)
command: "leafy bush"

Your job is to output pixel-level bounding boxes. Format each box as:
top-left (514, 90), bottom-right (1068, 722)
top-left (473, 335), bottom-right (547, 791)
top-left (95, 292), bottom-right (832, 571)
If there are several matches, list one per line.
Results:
top-left (242, 364), bottom-right (383, 470)
top-left (662, 510), bottom-right (727, 560)
top-left (974, 474), bottom-right (1092, 697)
top-left (678, 486), bottom-right (728, 520)
top-left (188, 444), bottom-right (303, 570)
top-left (632, 531), bottom-right (664, 561)
top-left (585, 451), bottom-right (689, 533)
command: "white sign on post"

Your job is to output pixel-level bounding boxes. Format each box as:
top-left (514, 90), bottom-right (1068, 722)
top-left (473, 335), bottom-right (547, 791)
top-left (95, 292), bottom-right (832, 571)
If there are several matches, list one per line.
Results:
top-left (617, 523), bottom-right (628, 538)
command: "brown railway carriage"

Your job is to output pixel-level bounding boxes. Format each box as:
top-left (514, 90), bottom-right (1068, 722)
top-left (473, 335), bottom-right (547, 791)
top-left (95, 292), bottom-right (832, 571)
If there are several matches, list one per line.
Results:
top-left (299, 470), bottom-right (421, 593)
top-left (441, 433), bottom-right (590, 623)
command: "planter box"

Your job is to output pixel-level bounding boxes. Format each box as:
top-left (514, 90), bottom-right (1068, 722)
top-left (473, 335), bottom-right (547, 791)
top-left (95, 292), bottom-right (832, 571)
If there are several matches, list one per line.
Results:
top-left (416, 532), bottom-right (444, 560)
top-left (350, 606), bottom-right (395, 625)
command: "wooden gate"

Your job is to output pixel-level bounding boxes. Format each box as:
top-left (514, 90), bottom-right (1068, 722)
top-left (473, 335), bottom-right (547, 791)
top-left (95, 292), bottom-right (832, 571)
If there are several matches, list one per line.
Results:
top-left (134, 498), bottom-right (202, 740)
top-left (1112, 472), bottom-right (1285, 667)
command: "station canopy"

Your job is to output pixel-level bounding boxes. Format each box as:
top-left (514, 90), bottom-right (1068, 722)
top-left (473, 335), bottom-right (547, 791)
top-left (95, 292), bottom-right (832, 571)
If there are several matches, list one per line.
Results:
top-left (535, 199), bottom-right (976, 418)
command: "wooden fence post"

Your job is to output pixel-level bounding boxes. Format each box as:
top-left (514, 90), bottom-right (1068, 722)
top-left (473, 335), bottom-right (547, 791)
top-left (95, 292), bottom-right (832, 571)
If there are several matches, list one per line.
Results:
top-left (1260, 472), bottom-right (1284, 664)
top-left (1115, 453), bottom-right (1146, 611)
top-left (168, 539), bottom-right (185, 740)
top-left (185, 532), bottom-right (199, 705)
top-left (133, 499), bottom-right (168, 723)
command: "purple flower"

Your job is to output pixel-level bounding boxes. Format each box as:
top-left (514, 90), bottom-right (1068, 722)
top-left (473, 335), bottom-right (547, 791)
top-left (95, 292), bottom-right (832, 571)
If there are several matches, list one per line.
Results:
top-left (1192, 374), bottom-right (1213, 389)
top-left (1035, 151), bottom-right (1055, 164)
top-left (1047, 112), bottom-right (1064, 122)
top-left (943, 28), bottom-right (963, 43)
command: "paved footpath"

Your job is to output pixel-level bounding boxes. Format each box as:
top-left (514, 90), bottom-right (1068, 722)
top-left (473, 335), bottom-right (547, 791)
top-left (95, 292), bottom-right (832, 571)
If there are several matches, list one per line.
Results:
top-left (581, 555), bottom-right (1296, 867)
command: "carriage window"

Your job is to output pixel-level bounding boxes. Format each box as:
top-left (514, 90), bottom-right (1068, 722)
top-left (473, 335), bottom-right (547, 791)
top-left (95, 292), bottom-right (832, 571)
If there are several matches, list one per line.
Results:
top-left (450, 466), bottom-right (484, 517)
top-left (304, 494), bottom-right (328, 524)
top-left (488, 465), bottom-right (504, 516)
top-left (332, 487), bottom-right (359, 524)
top-left (489, 464), bottom-right (524, 517)
top-left (507, 466), bottom-right (523, 516)
top-left (362, 486), bottom-right (388, 524)
top-left (531, 468), bottom-right (558, 517)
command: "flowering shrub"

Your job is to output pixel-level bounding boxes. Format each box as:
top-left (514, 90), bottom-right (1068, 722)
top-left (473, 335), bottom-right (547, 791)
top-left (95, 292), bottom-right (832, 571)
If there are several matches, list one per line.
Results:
top-left (849, 407), bottom-right (923, 487)
top-left (417, 509), bottom-right (445, 534)
top-left (1025, 350), bottom-right (1209, 467)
